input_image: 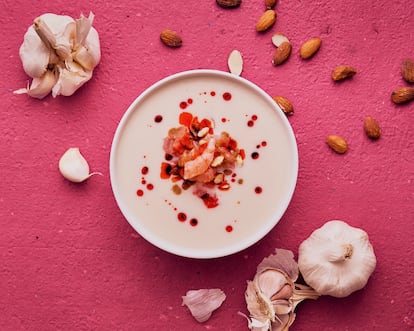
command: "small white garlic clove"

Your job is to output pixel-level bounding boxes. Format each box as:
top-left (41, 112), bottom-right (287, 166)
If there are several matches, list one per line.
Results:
top-left (228, 49), bottom-right (243, 76)
top-left (298, 220), bottom-right (377, 298)
top-left (58, 147), bottom-right (101, 183)
top-left (182, 288), bottom-right (226, 323)
top-left (256, 269), bottom-right (288, 299)
top-left (14, 70), bottom-right (57, 99)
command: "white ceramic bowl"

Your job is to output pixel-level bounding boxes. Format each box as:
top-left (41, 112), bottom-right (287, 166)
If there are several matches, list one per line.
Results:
top-left (110, 69), bottom-right (298, 258)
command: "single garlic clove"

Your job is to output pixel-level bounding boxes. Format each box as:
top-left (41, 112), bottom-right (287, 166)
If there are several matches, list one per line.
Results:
top-left (256, 269), bottom-right (288, 299)
top-left (14, 70), bottom-right (57, 99)
top-left (19, 27), bottom-right (50, 78)
top-left (58, 147), bottom-right (101, 183)
top-left (52, 63), bottom-right (92, 97)
top-left (228, 49), bottom-right (243, 76)
top-left (182, 289), bottom-right (226, 323)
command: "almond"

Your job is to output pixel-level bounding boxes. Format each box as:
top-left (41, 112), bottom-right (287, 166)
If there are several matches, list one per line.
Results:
top-left (256, 10), bottom-right (277, 32)
top-left (300, 37), bottom-right (322, 59)
top-left (402, 59), bottom-right (414, 83)
top-left (160, 29), bottom-right (182, 48)
top-left (216, 0), bottom-right (242, 8)
top-left (364, 116), bottom-right (381, 140)
top-left (326, 135), bottom-right (348, 154)
top-left (265, 0), bottom-right (277, 9)
top-left (391, 87), bottom-right (414, 104)
top-left (331, 65), bottom-right (357, 81)
top-left (273, 96), bottom-right (294, 115)
top-left (272, 41), bottom-right (291, 66)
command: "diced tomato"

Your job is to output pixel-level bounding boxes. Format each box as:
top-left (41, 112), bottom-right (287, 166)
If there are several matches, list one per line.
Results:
top-left (179, 112), bottom-right (193, 127)
top-left (160, 162), bottom-right (172, 179)
top-left (239, 148), bottom-right (246, 160)
top-left (228, 138), bottom-right (238, 150)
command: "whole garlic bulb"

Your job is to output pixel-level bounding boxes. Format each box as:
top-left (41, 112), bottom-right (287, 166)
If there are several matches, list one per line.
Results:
top-left (14, 12), bottom-right (100, 99)
top-left (298, 220), bottom-right (377, 298)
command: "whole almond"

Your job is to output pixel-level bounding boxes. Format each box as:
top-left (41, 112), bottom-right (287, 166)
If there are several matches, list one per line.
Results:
top-left (326, 135), bottom-right (348, 154)
top-left (256, 10), bottom-right (277, 32)
top-left (331, 65), bottom-right (357, 81)
top-left (273, 96), bottom-right (293, 115)
top-left (300, 37), bottom-right (322, 59)
top-left (364, 116), bottom-right (381, 140)
top-left (216, 0), bottom-right (242, 8)
top-left (160, 29), bottom-right (182, 47)
top-left (402, 59), bottom-right (414, 83)
top-left (272, 41), bottom-right (291, 66)
top-left (265, 0), bottom-right (277, 9)
top-left (391, 87), bottom-right (414, 104)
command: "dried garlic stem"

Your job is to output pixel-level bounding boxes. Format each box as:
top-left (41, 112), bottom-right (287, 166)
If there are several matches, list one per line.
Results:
top-left (327, 243), bottom-right (354, 262)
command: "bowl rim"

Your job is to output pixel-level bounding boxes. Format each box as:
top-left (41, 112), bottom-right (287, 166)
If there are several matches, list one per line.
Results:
top-left (109, 69), bottom-right (299, 259)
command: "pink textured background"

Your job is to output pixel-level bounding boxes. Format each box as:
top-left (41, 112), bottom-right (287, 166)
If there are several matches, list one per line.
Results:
top-left (1, 0), bottom-right (413, 330)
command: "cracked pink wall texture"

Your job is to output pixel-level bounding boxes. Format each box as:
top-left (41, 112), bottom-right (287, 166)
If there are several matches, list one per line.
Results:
top-left (1, 0), bottom-right (413, 330)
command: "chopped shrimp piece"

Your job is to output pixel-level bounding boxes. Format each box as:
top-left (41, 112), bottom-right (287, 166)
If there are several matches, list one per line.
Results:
top-left (183, 138), bottom-right (215, 180)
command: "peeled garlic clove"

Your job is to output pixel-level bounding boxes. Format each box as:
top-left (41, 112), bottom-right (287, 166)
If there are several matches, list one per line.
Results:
top-left (59, 147), bottom-right (100, 183)
top-left (182, 289), bottom-right (226, 323)
top-left (14, 70), bottom-right (57, 99)
top-left (298, 220), bottom-right (377, 298)
top-left (228, 49), bottom-right (243, 76)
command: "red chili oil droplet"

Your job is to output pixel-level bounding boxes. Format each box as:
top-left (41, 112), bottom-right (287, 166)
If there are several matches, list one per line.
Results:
top-left (141, 179), bottom-right (146, 185)
top-left (256, 144), bottom-right (261, 149)
top-left (160, 162), bottom-right (172, 179)
top-left (247, 120), bottom-right (254, 127)
top-left (210, 91), bottom-right (216, 96)
top-left (187, 98), bottom-right (193, 104)
top-left (141, 166), bottom-right (149, 175)
top-left (251, 152), bottom-right (259, 160)
top-left (154, 115), bottom-right (163, 123)
top-left (226, 225), bottom-right (233, 232)
top-left (190, 218), bottom-right (198, 226)
top-left (252, 114), bottom-right (258, 121)
top-left (136, 189), bottom-right (144, 197)
top-left (177, 212), bottom-right (187, 222)
top-left (261, 141), bottom-right (267, 147)
top-left (147, 183), bottom-right (154, 190)
top-left (221, 118), bottom-right (227, 123)
top-left (165, 153), bottom-right (173, 161)
top-left (255, 186), bottom-right (263, 194)
top-left (179, 101), bottom-right (187, 109)
top-left (223, 92), bottom-right (232, 101)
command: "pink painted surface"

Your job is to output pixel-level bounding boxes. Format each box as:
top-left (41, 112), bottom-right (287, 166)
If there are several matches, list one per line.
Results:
top-left (1, 0), bottom-right (413, 330)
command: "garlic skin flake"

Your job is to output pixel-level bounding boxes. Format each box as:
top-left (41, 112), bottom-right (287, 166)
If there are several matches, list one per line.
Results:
top-left (243, 249), bottom-right (319, 331)
top-left (15, 12), bottom-right (100, 99)
top-left (59, 148), bottom-right (101, 183)
top-left (298, 220), bottom-right (377, 298)
top-left (182, 289), bottom-right (226, 323)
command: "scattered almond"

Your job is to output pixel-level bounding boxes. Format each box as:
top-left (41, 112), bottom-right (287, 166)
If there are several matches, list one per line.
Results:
top-left (364, 116), bottom-right (381, 140)
top-left (391, 87), bottom-right (414, 104)
top-left (326, 135), bottom-right (348, 154)
top-left (256, 10), bottom-right (277, 32)
top-left (402, 59), bottom-right (414, 83)
top-left (271, 32), bottom-right (290, 47)
top-left (265, 0), bottom-right (277, 9)
top-left (228, 50), bottom-right (243, 76)
top-left (331, 65), bottom-right (357, 81)
top-left (160, 29), bottom-right (182, 48)
top-left (273, 96), bottom-right (294, 115)
top-left (272, 41), bottom-right (291, 66)
top-left (300, 37), bottom-right (322, 59)
top-left (216, 0), bottom-right (242, 8)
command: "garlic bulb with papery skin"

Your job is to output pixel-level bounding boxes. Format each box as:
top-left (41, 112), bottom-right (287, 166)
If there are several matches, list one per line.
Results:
top-left (298, 220), bottom-right (377, 298)
top-left (242, 249), bottom-right (319, 331)
top-left (59, 148), bottom-right (101, 183)
top-left (182, 289), bottom-right (226, 323)
top-left (14, 12), bottom-right (100, 99)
